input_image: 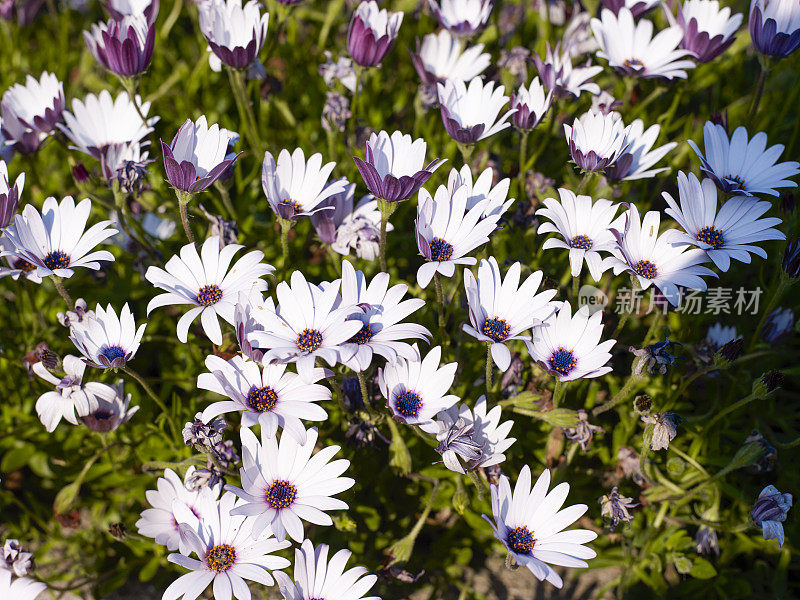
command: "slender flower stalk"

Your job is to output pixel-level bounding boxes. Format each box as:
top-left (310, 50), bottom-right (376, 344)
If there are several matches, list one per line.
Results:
top-left (747, 61), bottom-right (771, 126)
top-left (122, 365), bottom-right (177, 438)
top-left (53, 277), bottom-right (74, 309)
top-left (377, 198), bottom-right (396, 272)
top-left (226, 66), bottom-right (263, 156)
top-left (175, 189), bottom-right (194, 243)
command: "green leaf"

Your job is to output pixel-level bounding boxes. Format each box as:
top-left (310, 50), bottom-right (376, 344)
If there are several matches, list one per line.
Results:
top-left (689, 557), bottom-right (718, 579)
top-left (53, 480), bottom-right (81, 514)
top-left (527, 408), bottom-right (581, 427)
top-left (1, 443), bottom-right (36, 472)
top-left (386, 419), bottom-right (412, 475)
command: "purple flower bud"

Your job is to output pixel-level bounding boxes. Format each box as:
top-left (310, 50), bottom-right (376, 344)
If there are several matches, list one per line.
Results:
top-left (510, 78), bottom-right (552, 131)
top-left (71, 163), bottom-right (90, 185)
top-left (347, 1), bottom-right (403, 68)
top-left (751, 485), bottom-right (792, 546)
top-left (84, 15), bottom-right (155, 78)
top-left (0, 160), bottom-right (23, 228)
top-left (0, 72), bottom-right (65, 154)
top-left (762, 307), bottom-right (794, 343)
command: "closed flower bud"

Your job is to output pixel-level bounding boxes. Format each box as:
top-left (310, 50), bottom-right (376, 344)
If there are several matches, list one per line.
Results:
top-left (108, 522), bottom-right (127, 539)
top-left (781, 237), bottom-right (800, 278)
top-left (633, 394), bottom-right (652, 415)
top-left (716, 337), bottom-right (744, 363)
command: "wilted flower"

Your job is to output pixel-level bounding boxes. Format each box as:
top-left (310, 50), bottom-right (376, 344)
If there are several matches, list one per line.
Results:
top-left (695, 526), bottom-right (720, 556)
top-left (0, 71), bottom-right (64, 154)
top-left (428, 0), bottom-right (493, 37)
top-left (762, 307), bottom-right (794, 343)
top-left (57, 299), bottom-right (92, 329)
top-left (184, 465), bottom-right (224, 491)
top-left (84, 14), bottom-right (155, 77)
top-left (599, 486), bottom-right (638, 530)
top-left (199, 204), bottom-right (238, 247)
top-left (618, 446), bottom-right (645, 485)
top-left (438, 77), bottom-right (514, 145)
top-left (633, 395), bottom-right (652, 415)
top-left (744, 429), bottom-right (777, 473)
top-left (751, 485), bottom-right (793, 546)
top-left (198, 0), bottom-right (270, 69)
top-left (80, 381), bottom-right (138, 432)
top-left (319, 51), bottom-right (357, 92)
top-left (642, 411), bottom-right (682, 450)
top-left (347, 0), bottom-right (403, 67)
top-left (115, 157), bottom-right (153, 195)
top-left (631, 338), bottom-right (683, 375)
top-left (321, 91), bottom-right (351, 133)
top-left (591, 90), bottom-right (621, 114)
top-left (182, 411), bottom-right (226, 451)
top-left (563, 409), bottom-right (604, 451)
top-left (411, 30), bottom-right (490, 84)
top-left (749, 0), bottom-right (800, 58)
top-left (1, 539), bottom-right (33, 577)
top-left (498, 46), bottom-right (531, 82)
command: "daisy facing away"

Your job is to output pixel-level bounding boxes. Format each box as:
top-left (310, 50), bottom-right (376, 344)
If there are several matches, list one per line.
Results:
top-left (197, 355), bottom-right (330, 443)
top-left (536, 189), bottom-right (621, 282)
top-left (663, 171), bottom-right (785, 272)
top-left (483, 465), bottom-right (598, 588)
top-left (145, 236), bottom-right (274, 345)
top-left (463, 257), bottom-right (558, 371)
top-left (526, 303), bottom-right (616, 382)
top-left (227, 425), bottom-right (354, 543)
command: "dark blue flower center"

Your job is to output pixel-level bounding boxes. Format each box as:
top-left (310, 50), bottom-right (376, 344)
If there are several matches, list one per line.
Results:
top-left (265, 480), bottom-right (297, 509)
top-left (569, 235), bottom-right (593, 250)
top-left (725, 174), bottom-right (745, 190)
top-left (395, 390), bottom-right (423, 418)
top-left (429, 237), bottom-right (454, 262)
top-left (549, 347), bottom-right (577, 376)
top-left (13, 258), bottom-right (36, 272)
top-left (696, 226), bottom-right (724, 249)
top-left (632, 259), bottom-right (657, 280)
top-left (297, 328), bottom-right (323, 353)
top-left (247, 386), bottom-right (279, 412)
top-left (623, 58), bottom-right (643, 69)
top-left (206, 544), bottom-right (236, 572)
top-left (349, 323), bottom-right (373, 345)
top-left (43, 250), bottom-right (70, 270)
top-left (507, 526), bottom-right (536, 555)
top-left (482, 317), bottom-right (510, 342)
top-left (196, 284), bottom-right (223, 306)
top-left (100, 345), bottom-right (126, 362)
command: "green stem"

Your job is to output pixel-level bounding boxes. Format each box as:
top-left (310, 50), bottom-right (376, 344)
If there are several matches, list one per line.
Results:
top-left (279, 218), bottom-right (292, 265)
top-left (434, 272), bottom-right (446, 341)
top-left (485, 343), bottom-right (493, 399)
top-left (176, 190), bottom-right (195, 243)
top-left (377, 198), bottom-right (396, 273)
top-left (748, 275), bottom-right (788, 353)
top-left (575, 171), bottom-right (593, 194)
top-left (160, 0), bottom-right (183, 41)
top-left (518, 130), bottom-right (529, 201)
top-left (356, 369), bottom-right (370, 410)
top-left (552, 378), bottom-right (565, 408)
top-left (120, 77), bottom-right (150, 127)
top-left (52, 276), bottom-right (74, 310)
top-left (571, 274), bottom-right (580, 301)
top-left (457, 142), bottom-right (474, 164)
top-left (592, 365), bottom-right (644, 416)
top-left (214, 181), bottom-right (237, 220)
top-left (747, 64), bottom-right (770, 127)
top-left (704, 392), bottom-right (757, 432)
top-left (388, 479), bottom-right (440, 565)
top-left (226, 66), bottom-right (264, 157)
top-left (122, 366), bottom-right (178, 439)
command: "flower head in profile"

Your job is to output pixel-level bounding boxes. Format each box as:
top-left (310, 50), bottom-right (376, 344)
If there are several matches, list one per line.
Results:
top-left (482, 465), bottom-right (597, 588)
top-left (79, 381), bottom-right (138, 432)
top-left (1, 196), bottom-right (117, 279)
top-left (434, 395), bottom-right (515, 474)
top-left (533, 42), bottom-right (603, 99)
top-left (84, 14), bottom-right (155, 77)
top-left (105, 0), bottom-right (159, 23)
top-left (161, 116), bottom-right (239, 194)
top-left (0, 159), bottom-right (23, 228)
top-left (199, 0), bottom-right (269, 69)
top-left (164, 491), bottom-right (291, 600)
top-left (378, 345), bottom-right (459, 431)
top-left (604, 204), bottom-right (716, 305)
top-left (248, 270), bottom-right (362, 378)
top-left (536, 189), bottom-right (621, 281)
top-left (563, 110), bottom-right (630, 172)
top-left (464, 258), bottom-right (558, 370)
top-left (135, 467), bottom-right (222, 552)
top-left (353, 130), bottom-right (445, 203)
top-left (447, 164), bottom-right (514, 219)
top-left (511, 78), bottom-right (553, 131)
top-left (749, 0), bottom-right (800, 58)
top-left (415, 182), bottom-right (502, 289)
top-left (751, 484), bottom-right (793, 546)
top-left (228, 426), bottom-right (354, 543)
top-left (262, 147), bottom-right (346, 219)
top-left (428, 0), bottom-right (493, 37)
top-left (605, 119), bottom-right (676, 181)
top-left (438, 77), bottom-right (514, 144)
top-left (600, 0), bottom-right (661, 17)
top-left (527, 303), bottom-right (616, 382)
top-left (591, 8), bottom-right (695, 79)
top-left (0, 71), bottom-right (64, 154)
top-left (663, 171), bottom-right (785, 271)
top-left (688, 121), bottom-right (800, 196)
top-left (145, 236), bottom-right (273, 344)
top-left (275, 539), bottom-right (379, 600)
top-left (668, 0), bottom-right (743, 63)
top-left (763, 307), bottom-right (794, 343)
top-left (347, 0), bottom-right (403, 67)
top-left (337, 259), bottom-right (430, 371)
top-left (410, 30), bottom-right (491, 84)
top-left (69, 303), bottom-right (146, 369)
top-left (198, 355), bottom-right (329, 443)
top-left (599, 486), bottom-right (638, 530)
top-left (32, 355), bottom-right (117, 432)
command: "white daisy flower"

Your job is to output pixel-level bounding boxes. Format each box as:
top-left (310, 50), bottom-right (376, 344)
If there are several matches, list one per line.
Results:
top-left (337, 259), bottom-right (430, 372)
top-left (136, 467), bottom-right (223, 552)
top-left (510, 78), bottom-right (553, 131)
top-left (526, 303), bottom-right (616, 382)
top-left (0, 159), bottom-right (24, 227)
top-left (434, 395), bottom-right (516, 474)
top-left (447, 164), bottom-right (514, 219)
top-left (688, 121), bottom-right (800, 196)
top-left (198, 0), bottom-right (270, 70)
top-left (533, 42), bottom-right (603, 99)
top-left (58, 90), bottom-right (157, 163)
top-left (32, 355), bottom-right (116, 432)
top-left (663, 171), bottom-right (785, 271)
top-left (603, 204), bottom-right (716, 306)
top-left (164, 491), bottom-right (291, 600)
top-left (275, 539), bottom-right (379, 600)
top-left (428, 0), bottom-right (493, 37)
top-left (415, 183), bottom-right (501, 289)
top-left (605, 119), bottom-right (677, 181)
top-left (437, 77), bottom-right (515, 145)
top-left (0, 71), bottom-right (64, 154)
top-left (378, 344), bottom-right (459, 432)
top-left (262, 147), bottom-right (346, 220)
top-left (248, 270), bottom-right (363, 379)
top-left (410, 29), bottom-right (491, 84)
top-left (68, 303), bottom-right (146, 369)
top-left (536, 188), bottom-right (621, 281)
top-left (601, 0), bottom-right (661, 17)
top-left (228, 426), bottom-right (355, 543)
top-left (463, 257), bottom-right (558, 370)
top-left (1, 196), bottom-right (117, 279)
top-left (79, 380), bottom-right (138, 432)
top-left (0, 570), bottom-right (46, 600)
top-left (668, 0), bottom-right (743, 63)
top-left (705, 322), bottom-right (739, 348)
top-left (591, 8), bottom-right (695, 79)
top-left (482, 466), bottom-right (598, 588)
top-left (145, 236), bottom-right (274, 345)
top-left (197, 355), bottom-right (329, 443)
top-left (563, 110), bottom-right (630, 172)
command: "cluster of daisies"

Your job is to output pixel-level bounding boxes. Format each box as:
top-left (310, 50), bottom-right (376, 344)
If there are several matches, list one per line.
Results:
top-left (2, 0), bottom-right (800, 597)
